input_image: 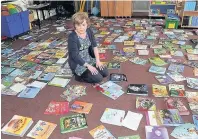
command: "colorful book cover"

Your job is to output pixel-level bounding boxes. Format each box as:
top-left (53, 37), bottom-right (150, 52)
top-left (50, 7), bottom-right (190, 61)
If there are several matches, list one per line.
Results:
top-left (187, 77), bottom-right (198, 90)
top-left (129, 57), bottom-right (148, 65)
top-left (124, 41), bottom-right (134, 46)
top-left (149, 57), bottom-right (167, 66)
top-left (168, 63), bottom-right (184, 73)
top-left (21, 62), bottom-right (37, 70)
top-left (99, 53), bottom-right (106, 60)
top-left (43, 58), bottom-right (58, 65)
top-left (10, 61), bottom-right (26, 68)
top-left (155, 75), bottom-right (174, 85)
top-left (167, 72), bottom-right (186, 82)
top-left (149, 65), bottom-right (166, 75)
top-left (70, 101), bottom-right (93, 114)
top-left (89, 125), bottom-right (116, 139)
top-left (136, 97), bottom-right (156, 111)
top-left (1, 76), bottom-right (15, 88)
top-left (109, 73), bottom-right (127, 82)
top-left (165, 98), bottom-right (190, 115)
top-left (169, 84), bottom-right (185, 97)
top-left (9, 69), bottom-right (27, 77)
top-left (44, 66), bottom-right (61, 73)
top-left (113, 56), bottom-right (128, 63)
top-left (123, 47), bottom-right (135, 53)
top-left (55, 68), bottom-right (73, 78)
top-left (107, 62), bottom-right (120, 69)
top-left (152, 84), bottom-right (168, 97)
top-left (193, 115), bottom-right (198, 130)
top-left (100, 108), bottom-right (125, 126)
top-left (145, 126), bottom-right (169, 139)
top-left (118, 135), bottom-right (141, 139)
top-left (127, 84), bottom-right (148, 96)
top-left (48, 77), bottom-right (70, 88)
top-left (18, 87), bottom-right (40, 98)
top-left (187, 54), bottom-right (198, 60)
top-left (60, 114), bottom-right (88, 134)
top-left (29, 70), bottom-right (43, 79)
top-left (146, 111), bottom-right (162, 126)
top-left (1, 88), bottom-right (18, 96)
top-left (1, 67), bottom-right (15, 75)
top-left (2, 115), bottom-right (33, 137)
top-left (37, 72), bottom-right (55, 82)
top-left (135, 44), bottom-right (148, 49)
top-left (44, 101), bottom-right (69, 115)
top-left (27, 120), bottom-right (57, 139)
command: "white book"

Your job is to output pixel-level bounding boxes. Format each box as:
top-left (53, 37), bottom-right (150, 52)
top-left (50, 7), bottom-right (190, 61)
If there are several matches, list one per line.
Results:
top-left (27, 81), bottom-right (47, 89)
top-left (135, 45), bottom-right (148, 50)
top-left (48, 77), bottom-right (70, 87)
top-left (10, 83), bottom-right (26, 93)
top-left (100, 108), bottom-right (125, 126)
top-left (122, 111), bottom-right (143, 131)
top-left (138, 50), bottom-right (149, 55)
top-left (56, 58), bottom-right (67, 64)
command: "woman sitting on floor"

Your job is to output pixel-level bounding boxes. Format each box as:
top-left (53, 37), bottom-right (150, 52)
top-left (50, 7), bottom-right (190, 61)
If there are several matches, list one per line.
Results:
top-left (68, 12), bottom-right (108, 83)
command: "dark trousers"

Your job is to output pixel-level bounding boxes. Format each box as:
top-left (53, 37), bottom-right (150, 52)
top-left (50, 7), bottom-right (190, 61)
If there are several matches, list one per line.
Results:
top-left (75, 66), bottom-right (108, 83)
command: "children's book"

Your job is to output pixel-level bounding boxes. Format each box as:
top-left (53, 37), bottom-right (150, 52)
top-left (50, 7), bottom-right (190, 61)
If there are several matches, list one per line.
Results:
top-left (37, 72), bottom-right (55, 82)
top-left (167, 72), bottom-right (186, 82)
top-left (44, 101), bottom-right (69, 115)
top-left (10, 61), bottom-right (26, 68)
top-left (135, 44), bottom-right (148, 50)
top-left (1, 67), bottom-right (15, 75)
top-left (10, 83), bottom-right (27, 93)
top-left (165, 98), bottom-right (190, 115)
top-left (127, 84), bottom-right (148, 96)
top-left (55, 68), bottom-right (73, 78)
top-left (107, 62), bottom-right (120, 69)
top-left (43, 58), bottom-right (58, 65)
top-left (129, 57), bottom-right (148, 65)
top-left (113, 56), bottom-right (128, 62)
top-left (29, 70), bottom-right (43, 79)
top-left (154, 48), bottom-right (167, 55)
top-left (2, 115), bottom-right (33, 137)
top-left (168, 63), bottom-right (184, 73)
top-left (44, 65), bottom-right (61, 73)
top-left (187, 77), bottom-right (198, 90)
top-left (149, 65), bottom-right (166, 75)
top-left (186, 49), bottom-right (198, 55)
top-left (99, 53), bottom-right (106, 60)
top-left (109, 73), bottom-right (127, 82)
top-left (155, 75), bottom-right (174, 85)
top-left (89, 125), bottom-right (116, 139)
top-left (145, 126), bottom-right (169, 139)
top-left (17, 87), bottom-right (40, 98)
top-left (152, 84), bottom-right (168, 97)
top-left (21, 62), bottom-right (37, 70)
top-left (136, 97), bottom-right (156, 111)
top-left (138, 50), bottom-right (149, 55)
top-left (118, 135), bottom-right (141, 139)
top-left (123, 47), bottom-right (135, 53)
top-left (193, 115), bottom-right (198, 130)
top-left (149, 57), bottom-right (167, 66)
top-left (9, 69), bottom-right (27, 77)
top-left (27, 81), bottom-right (47, 89)
top-left (122, 111), bottom-right (143, 131)
top-left (1, 76), bottom-right (15, 88)
top-left (124, 41), bottom-right (134, 46)
top-left (48, 77), bottom-right (70, 88)
top-left (100, 108), bottom-right (125, 126)
top-left (70, 101), bottom-right (93, 114)
top-left (60, 114), bottom-right (88, 134)
top-left (169, 84), bottom-right (185, 97)
top-left (180, 45), bottom-right (193, 50)
top-left (150, 45), bottom-right (162, 49)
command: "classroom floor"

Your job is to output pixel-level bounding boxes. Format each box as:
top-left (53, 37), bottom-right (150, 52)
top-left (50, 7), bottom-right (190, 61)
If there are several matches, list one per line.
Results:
top-left (1, 17), bottom-right (198, 139)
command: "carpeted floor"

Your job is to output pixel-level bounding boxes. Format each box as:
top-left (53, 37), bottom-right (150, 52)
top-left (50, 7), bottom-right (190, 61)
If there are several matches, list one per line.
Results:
top-left (1, 17), bottom-right (198, 139)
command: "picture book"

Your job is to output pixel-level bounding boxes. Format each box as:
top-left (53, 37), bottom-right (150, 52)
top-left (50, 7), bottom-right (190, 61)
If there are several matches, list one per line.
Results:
top-left (27, 81), bottom-right (47, 89)
top-left (44, 65), bottom-right (61, 73)
top-left (146, 111), bottom-right (162, 126)
top-left (168, 63), bottom-right (184, 73)
top-left (18, 87), bottom-right (40, 98)
top-left (122, 111), bottom-right (143, 131)
top-left (136, 97), bottom-right (156, 111)
top-left (159, 54), bottom-right (172, 59)
top-left (44, 101), bottom-right (69, 115)
top-left (43, 58), bottom-right (58, 65)
top-left (109, 73), bottom-right (127, 82)
top-left (187, 77), bottom-right (198, 90)
top-left (167, 72), bottom-right (186, 82)
top-left (118, 135), bottom-right (141, 139)
top-left (124, 41), bottom-right (134, 46)
top-left (70, 101), bottom-right (93, 114)
top-left (10, 83), bottom-right (27, 93)
top-left (135, 44), bottom-right (148, 50)
top-left (169, 84), bottom-right (185, 97)
top-left (127, 84), bottom-right (148, 96)
top-left (186, 49), bottom-right (198, 55)
top-left (60, 114), bottom-right (88, 134)
top-left (138, 50), bottom-right (149, 55)
top-left (155, 75), bottom-right (174, 85)
top-left (27, 120), bottom-right (57, 139)
top-left (193, 115), bottom-right (198, 130)
top-left (149, 57), bottom-right (167, 66)
top-left (123, 47), bottom-right (135, 53)
top-left (150, 45), bottom-right (162, 49)
top-left (21, 62), bottom-right (37, 70)
top-left (152, 84), bottom-right (168, 97)
top-left (129, 57), bottom-right (148, 65)
top-left (2, 115), bottom-right (33, 137)
top-left (1, 67), bottom-right (15, 75)
top-left (10, 61), bottom-right (26, 68)
top-left (149, 65), bottom-right (166, 75)
top-left (154, 48), bottom-right (167, 55)
top-left (145, 126), bottom-right (169, 139)
top-left (9, 69), bottom-right (27, 77)
top-left (100, 108), bottom-right (125, 126)
top-left (99, 53), bottom-right (106, 60)
top-left (89, 125), bottom-right (116, 139)
top-left (48, 77), bottom-right (70, 88)
top-left (171, 123), bottom-right (198, 139)
top-left (180, 45), bottom-right (193, 50)
top-left (37, 72), bottom-right (55, 82)
top-left (165, 98), bottom-right (190, 115)
top-left (1, 76), bottom-right (15, 88)
top-left (113, 56), bottom-right (128, 63)
top-left (55, 68), bottom-right (73, 78)
top-left (29, 70), bottom-right (43, 79)
top-left (107, 62), bottom-right (120, 69)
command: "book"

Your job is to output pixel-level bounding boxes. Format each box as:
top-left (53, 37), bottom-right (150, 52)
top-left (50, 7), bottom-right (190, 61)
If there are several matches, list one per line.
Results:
top-left (1, 88), bottom-right (18, 96)
top-left (167, 72), bottom-right (186, 82)
top-left (136, 97), bottom-right (156, 111)
top-left (48, 77), bottom-right (70, 88)
top-left (69, 137), bottom-right (83, 139)
top-left (169, 84), bottom-right (185, 97)
top-left (129, 57), bottom-right (148, 65)
top-left (149, 65), bottom-right (166, 75)
top-left (27, 81), bottom-right (47, 89)
top-left (99, 53), bottom-right (106, 60)
top-left (44, 101), bottom-right (69, 115)
top-left (2, 115), bottom-right (33, 137)
top-left (145, 126), bottom-right (169, 139)
top-left (118, 135), bottom-right (141, 139)
top-left (109, 73), bottom-right (127, 82)
top-left (1, 67), bottom-right (15, 75)
top-left (194, 68), bottom-right (198, 76)
top-left (127, 84), bottom-right (148, 96)
top-left (9, 69), bottom-right (27, 77)
top-left (187, 77), bottom-right (198, 90)
top-left (138, 50), bottom-right (149, 55)
top-left (193, 115), bottom-right (198, 130)
top-left (168, 63), bottom-right (184, 73)
top-left (149, 57), bottom-right (167, 66)
top-left (1, 76), bottom-right (15, 88)
top-left (10, 83), bottom-right (27, 93)
top-left (27, 120), bottom-right (57, 139)
top-left (135, 44), bottom-right (148, 49)
top-left (100, 108), bottom-right (125, 126)
top-left (70, 101), bottom-right (93, 114)
top-left (60, 114), bottom-right (88, 134)
top-left (124, 41), bottom-right (134, 46)
top-left (18, 87), bottom-right (40, 98)
top-left (122, 111), bottom-right (143, 131)
top-left (89, 125), bottom-right (116, 139)
top-left (185, 91), bottom-right (198, 114)
top-left (152, 84), bottom-right (168, 97)
top-left (165, 98), bottom-right (190, 115)
top-left (44, 65), bottom-right (61, 73)
top-left (55, 68), bottom-right (73, 78)
top-left (37, 72), bottom-right (55, 82)
top-left (107, 62), bottom-right (120, 69)
top-left (155, 75), bottom-right (174, 85)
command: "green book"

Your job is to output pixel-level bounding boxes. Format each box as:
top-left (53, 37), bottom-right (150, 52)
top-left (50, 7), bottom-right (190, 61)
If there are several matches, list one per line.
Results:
top-left (60, 114), bottom-right (88, 134)
top-left (118, 135), bottom-right (141, 139)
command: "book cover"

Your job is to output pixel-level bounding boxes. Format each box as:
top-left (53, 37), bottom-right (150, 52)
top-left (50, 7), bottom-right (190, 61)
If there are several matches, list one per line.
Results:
top-left (44, 101), bottom-right (69, 115)
top-left (100, 108), bottom-right (125, 126)
top-left (127, 84), bottom-right (148, 96)
top-left (18, 87), bottom-right (40, 98)
top-left (9, 69), bottom-right (27, 77)
top-left (55, 68), bottom-right (73, 78)
top-left (129, 57), bottom-right (148, 65)
top-left (43, 58), bottom-right (58, 65)
top-left (2, 115), bottom-right (33, 137)
top-left (21, 62), bottom-right (37, 70)
top-left (154, 48), bottom-right (167, 55)
top-left (149, 65), bottom-right (166, 75)
top-left (145, 126), bottom-right (169, 139)
top-left (70, 101), bottom-right (93, 114)
top-left (136, 97), bottom-right (156, 111)
top-left (1, 67), bottom-right (15, 75)
top-left (124, 41), bottom-right (134, 46)
top-left (1, 88), bottom-right (18, 96)
top-left (152, 84), bottom-right (168, 97)
top-left (37, 72), bottom-right (55, 82)
top-left (10, 61), bottom-right (26, 68)
top-left (149, 57), bottom-right (167, 66)
top-left (89, 125), bottom-right (116, 139)
top-left (135, 44), bottom-right (148, 50)
top-left (48, 77), bottom-right (70, 88)
top-left (109, 73), bottom-right (127, 82)
top-left (107, 62), bottom-right (120, 69)
top-left (155, 75), bottom-right (174, 85)
top-left (99, 53), bottom-right (106, 60)
top-left (60, 114), bottom-right (88, 134)
top-left (10, 83), bottom-right (27, 93)
top-left (138, 50), bottom-right (149, 55)
top-left (146, 111), bottom-right (162, 126)
top-left (27, 120), bottom-right (57, 139)
top-left (167, 72), bottom-right (186, 82)
top-left (1, 76), bottom-right (15, 88)
top-left (169, 84), bottom-right (185, 97)
top-left (118, 135), bottom-right (141, 139)
top-left (187, 78), bottom-right (198, 90)
top-left (27, 81), bottom-right (47, 89)
top-left (168, 64), bottom-right (184, 73)
top-left (44, 66), bottom-right (61, 73)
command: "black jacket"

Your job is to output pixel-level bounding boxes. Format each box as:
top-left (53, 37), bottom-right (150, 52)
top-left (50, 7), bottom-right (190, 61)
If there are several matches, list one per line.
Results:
top-left (68, 28), bottom-right (97, 72)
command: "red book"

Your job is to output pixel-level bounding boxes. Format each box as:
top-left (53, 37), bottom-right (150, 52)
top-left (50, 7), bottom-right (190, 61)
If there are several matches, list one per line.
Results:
top-left (44, 101), bottom-right (69, 115)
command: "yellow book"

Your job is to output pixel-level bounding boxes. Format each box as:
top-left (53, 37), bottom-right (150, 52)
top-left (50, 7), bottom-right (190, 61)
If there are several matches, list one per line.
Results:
top-left (89, 125), bottom-right (115, 138)
top-left (2, 115), bottom-right (33, 137)
top-left (70, 101), bottom-right (93, 114)
top-left (55, 50), bottom-right (66, 58)
top-left (124, 41), bottom-right (134, 46)
top-left (152, 84), bottom-right (168, 97)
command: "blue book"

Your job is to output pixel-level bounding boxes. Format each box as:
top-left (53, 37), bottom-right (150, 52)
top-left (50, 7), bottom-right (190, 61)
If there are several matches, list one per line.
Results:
top-left (37, 72), bottom-right (55, 82)
top-left (193, 115), bottom-right (198, 131)
top-left (9, 69), bottom-right (27, 77)
top-left (18, 87), bottom-right (40, 98)
top-left (149, 65), bottom-right (166, 75)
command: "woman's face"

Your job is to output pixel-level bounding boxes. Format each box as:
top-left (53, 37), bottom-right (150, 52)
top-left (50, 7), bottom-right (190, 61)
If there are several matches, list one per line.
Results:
top-left (75, 19), bottom-right (87, 34)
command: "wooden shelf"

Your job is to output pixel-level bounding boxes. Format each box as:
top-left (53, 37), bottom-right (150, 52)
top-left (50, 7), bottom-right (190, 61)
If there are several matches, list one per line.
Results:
top-left (183, 11), bottom-right (198, 16)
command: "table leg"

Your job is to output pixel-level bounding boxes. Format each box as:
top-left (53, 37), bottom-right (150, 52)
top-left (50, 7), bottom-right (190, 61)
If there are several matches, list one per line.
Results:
top-left (36, 9), bottom-right (41, 29)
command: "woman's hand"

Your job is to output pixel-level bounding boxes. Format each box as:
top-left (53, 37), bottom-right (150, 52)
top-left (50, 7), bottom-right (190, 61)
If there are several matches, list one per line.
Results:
top-left (96, 61), bottom-right (104, 70)
top-left (87, 64), bottom-right (98, 75)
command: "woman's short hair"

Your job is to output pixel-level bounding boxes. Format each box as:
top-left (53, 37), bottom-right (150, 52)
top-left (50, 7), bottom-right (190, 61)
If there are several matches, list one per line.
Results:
top-left (72, 12), bottom-right (90, 28)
